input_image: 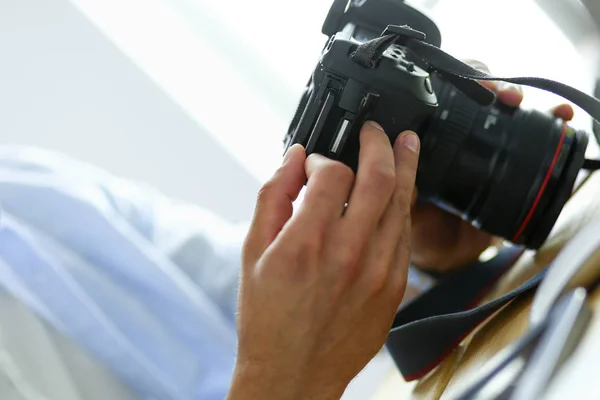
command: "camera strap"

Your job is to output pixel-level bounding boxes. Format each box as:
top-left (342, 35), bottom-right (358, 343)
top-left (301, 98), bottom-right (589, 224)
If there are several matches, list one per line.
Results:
top-left (589, 80), bottom-right (600, 170)
top-left (390, 212), bottom-right (600, 389)
top-left (385, 245), bottom-right (542, 381)
top-left (350, 25), bottom-right (600, 168)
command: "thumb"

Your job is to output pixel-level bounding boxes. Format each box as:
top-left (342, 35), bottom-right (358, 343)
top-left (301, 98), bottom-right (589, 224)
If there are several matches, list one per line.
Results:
top-left (243, 144), bottom-right (307, 266)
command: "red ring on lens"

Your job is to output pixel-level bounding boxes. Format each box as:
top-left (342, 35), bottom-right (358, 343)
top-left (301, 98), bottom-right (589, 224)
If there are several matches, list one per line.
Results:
top-left (512, 122), bottom-right (568, 243)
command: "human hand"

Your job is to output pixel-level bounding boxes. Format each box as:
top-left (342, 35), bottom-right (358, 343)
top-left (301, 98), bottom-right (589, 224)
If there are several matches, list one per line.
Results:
top-left (410, 60), bottom-right (575, 273)
top-left (227, 123), bottom-right (420, 400)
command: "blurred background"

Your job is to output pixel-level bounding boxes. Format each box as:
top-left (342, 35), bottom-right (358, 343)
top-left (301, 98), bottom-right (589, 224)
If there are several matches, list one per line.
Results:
top-left (0, 0), bottom-right (599, 397)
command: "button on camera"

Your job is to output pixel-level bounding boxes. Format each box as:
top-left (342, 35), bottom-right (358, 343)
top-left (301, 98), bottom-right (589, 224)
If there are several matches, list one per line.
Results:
top-left (424, 77), bottom-right (433, 94)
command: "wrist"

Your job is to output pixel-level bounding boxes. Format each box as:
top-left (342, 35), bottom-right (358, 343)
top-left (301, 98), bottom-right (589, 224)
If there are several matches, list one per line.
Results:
top-left (226, 358), bottom-right (346, 400)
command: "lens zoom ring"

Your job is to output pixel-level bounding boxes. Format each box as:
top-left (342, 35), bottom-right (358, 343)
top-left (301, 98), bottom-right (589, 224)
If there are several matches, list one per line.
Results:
top-left (423, 95), bottom-right (479, 192)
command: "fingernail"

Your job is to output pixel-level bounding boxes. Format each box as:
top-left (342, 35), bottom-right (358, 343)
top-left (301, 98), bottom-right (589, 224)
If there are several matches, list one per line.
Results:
top-left (366, 120), bottom-right (384, 131)
top-left (401, 133), bottom-right (419, 153)
top-left (283, 143), bottom-right (299, 163)
top-left (283, 148), bottom-right (292, 163)
top-left (498, 81), bottom-right (523, 94)
top-left (465, 60), bottom-right (490, 74)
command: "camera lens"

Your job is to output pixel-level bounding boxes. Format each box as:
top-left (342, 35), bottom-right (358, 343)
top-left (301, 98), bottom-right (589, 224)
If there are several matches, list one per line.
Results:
top-left (416, 76), bottom-right (588, 249)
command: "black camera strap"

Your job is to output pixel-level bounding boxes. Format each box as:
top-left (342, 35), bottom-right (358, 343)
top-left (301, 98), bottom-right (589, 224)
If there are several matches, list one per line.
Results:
top-left (392, 211), bottom-right (600, 390)
top-left (385, 245), bottom-right (545, 380)
top-left (589, 80), bottom-right (600, 170)
top-left (595, 79), bottom-right (600, 136)
top-left (350, 25), bottom-right (600, 169)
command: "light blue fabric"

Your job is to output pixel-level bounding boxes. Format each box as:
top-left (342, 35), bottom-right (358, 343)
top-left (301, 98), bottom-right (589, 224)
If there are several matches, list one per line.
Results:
top-left (0, 146), bottom-right (249, 399)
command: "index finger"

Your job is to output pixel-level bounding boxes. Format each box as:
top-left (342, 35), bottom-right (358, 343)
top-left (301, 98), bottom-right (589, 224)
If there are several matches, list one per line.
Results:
top-left (342, 121), bottom-right (396, 234)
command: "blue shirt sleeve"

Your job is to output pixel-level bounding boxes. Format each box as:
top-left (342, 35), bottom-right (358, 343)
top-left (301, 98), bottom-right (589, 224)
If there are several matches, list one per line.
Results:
top-left (0, 145), bottom-right (246, 400)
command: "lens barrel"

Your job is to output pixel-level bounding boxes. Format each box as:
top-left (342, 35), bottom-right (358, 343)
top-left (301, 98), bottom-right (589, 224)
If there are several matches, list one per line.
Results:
top-left (417, 76), bottom-right (588, 249)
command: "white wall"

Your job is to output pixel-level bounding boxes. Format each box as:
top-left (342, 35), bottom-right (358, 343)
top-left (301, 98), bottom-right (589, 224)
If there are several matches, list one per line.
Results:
top-left (0, 0), bottom-right (262, 223)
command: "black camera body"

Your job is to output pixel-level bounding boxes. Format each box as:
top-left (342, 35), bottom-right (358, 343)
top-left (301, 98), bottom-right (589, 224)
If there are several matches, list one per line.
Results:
top-left (284, 22), bottom-right (437, 171)
top-left (284, 0), bottom-right (440, 173)
top-left (284, 0), bottom-right (589, 250)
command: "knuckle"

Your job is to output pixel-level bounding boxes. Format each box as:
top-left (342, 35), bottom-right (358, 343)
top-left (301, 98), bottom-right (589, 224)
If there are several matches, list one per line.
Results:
top-left (334, 246), bottom-right (361, 282)
top-left (369, 164), bottom-right (396, 193)
top-left (392, 187), bottom-right (413, 216)
top-left (256, 179), bottom-right (277, 204)
top-left (308, 181), bottom-right (343, 208)
top-left (322, 160), bottom-right (355, 183)
top-left (338, 245), bottom-right (360, 269)
top-left (368, 266), bottom-right (390, 295)
top-left (310, 181), bottom-right (333, 203)
top-left (296, 235), bottom-right (321, 257)
top-left (271, 236), bottom-right (321, 277)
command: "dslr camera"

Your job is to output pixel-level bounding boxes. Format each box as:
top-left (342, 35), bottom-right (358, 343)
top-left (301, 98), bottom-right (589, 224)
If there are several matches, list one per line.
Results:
top-left (283, 0), bottom-right (593, 249)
